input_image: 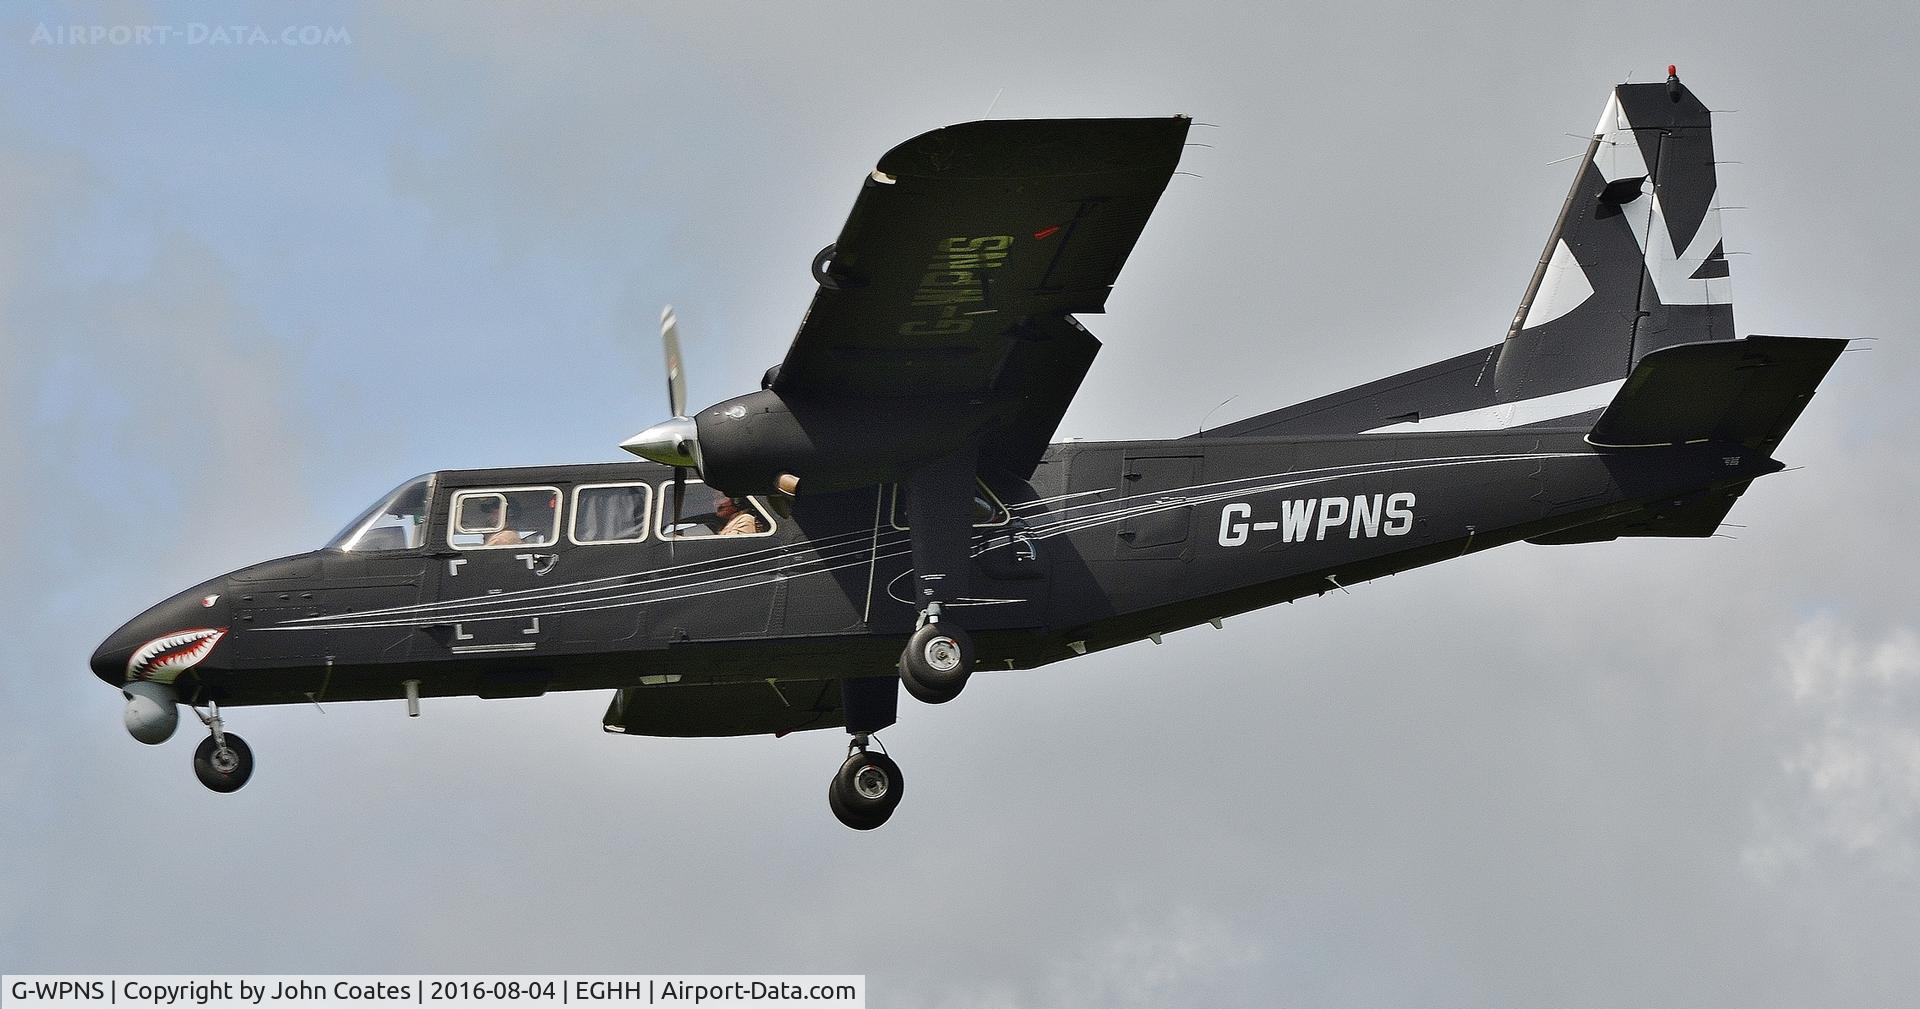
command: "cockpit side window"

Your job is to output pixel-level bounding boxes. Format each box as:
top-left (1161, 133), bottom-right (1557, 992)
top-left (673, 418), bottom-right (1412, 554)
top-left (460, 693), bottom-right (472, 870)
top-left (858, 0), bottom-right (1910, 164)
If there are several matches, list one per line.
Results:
top-left (449, 486), bottom-right (562, 549)
top-left (657, 479), bottom-right (777, 540)
top-left (328, 474), bottom-right (434, 552)
top-left (454, 494), bottom-right (508, 536)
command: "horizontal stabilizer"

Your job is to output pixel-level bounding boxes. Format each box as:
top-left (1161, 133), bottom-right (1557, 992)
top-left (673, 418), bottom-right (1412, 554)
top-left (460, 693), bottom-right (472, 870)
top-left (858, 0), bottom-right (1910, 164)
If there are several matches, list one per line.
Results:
top-left (1527, 483), bottom-right (1755, 544)
top-left (1587, 335), bottom-right (1846, 449)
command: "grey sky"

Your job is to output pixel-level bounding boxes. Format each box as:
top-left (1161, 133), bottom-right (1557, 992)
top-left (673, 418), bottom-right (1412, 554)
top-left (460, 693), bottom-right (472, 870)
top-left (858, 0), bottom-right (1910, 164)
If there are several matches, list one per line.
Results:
top-left (3, 2), bottom-right (1916, 1005)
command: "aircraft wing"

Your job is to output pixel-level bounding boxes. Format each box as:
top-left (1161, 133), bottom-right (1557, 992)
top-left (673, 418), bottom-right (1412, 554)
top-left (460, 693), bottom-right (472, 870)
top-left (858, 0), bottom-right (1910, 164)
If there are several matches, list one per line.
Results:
top-left (772, 116), bottom-right (1190, 476)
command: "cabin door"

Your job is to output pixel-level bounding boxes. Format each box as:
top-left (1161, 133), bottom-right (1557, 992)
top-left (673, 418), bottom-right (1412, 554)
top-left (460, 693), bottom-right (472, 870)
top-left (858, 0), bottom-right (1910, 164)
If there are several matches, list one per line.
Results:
top-left (431, 485), bottom-right (567, 679)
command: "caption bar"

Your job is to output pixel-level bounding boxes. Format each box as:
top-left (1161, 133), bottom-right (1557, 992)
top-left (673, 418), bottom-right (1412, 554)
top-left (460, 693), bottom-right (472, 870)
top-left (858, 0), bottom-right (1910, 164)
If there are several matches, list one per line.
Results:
top-left (3, 978), bottom-right (863, 1009)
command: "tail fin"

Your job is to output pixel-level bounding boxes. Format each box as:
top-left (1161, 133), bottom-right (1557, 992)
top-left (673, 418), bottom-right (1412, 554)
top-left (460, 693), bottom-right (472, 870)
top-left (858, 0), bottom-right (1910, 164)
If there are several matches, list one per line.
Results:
top-left (1208, 71), bottom-right (1743, 440)
top-left (1495, 69), bottom-right (1735, 401)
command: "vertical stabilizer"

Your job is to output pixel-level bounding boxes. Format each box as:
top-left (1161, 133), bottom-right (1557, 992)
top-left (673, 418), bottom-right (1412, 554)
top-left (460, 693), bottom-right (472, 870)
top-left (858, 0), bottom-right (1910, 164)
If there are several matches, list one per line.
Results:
top-left (1204, 72), bottom-right (1746, 441)
top-left (1494, 69), bottom-right (1735, 404)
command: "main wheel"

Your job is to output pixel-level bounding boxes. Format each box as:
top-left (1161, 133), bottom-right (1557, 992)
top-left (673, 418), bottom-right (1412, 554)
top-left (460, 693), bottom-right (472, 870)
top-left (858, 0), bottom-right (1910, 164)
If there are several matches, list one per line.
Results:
top-left (828, 780), bottom-right (885, 830)
top-left (193, 734), bottom-right (253, 793)
top-left (829, 750), bottom-right (902, 830)
top-left (899, 622), bottom-right (972, 704)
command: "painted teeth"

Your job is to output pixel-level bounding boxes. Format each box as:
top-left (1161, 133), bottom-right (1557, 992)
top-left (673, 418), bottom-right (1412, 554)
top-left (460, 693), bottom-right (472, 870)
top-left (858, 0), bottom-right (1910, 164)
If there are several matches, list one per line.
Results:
top-left (126, 628), bottom-right (225, 682)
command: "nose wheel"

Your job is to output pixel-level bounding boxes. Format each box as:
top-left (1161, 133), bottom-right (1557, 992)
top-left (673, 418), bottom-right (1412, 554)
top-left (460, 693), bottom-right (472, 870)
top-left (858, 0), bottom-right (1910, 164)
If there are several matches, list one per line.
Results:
top-left (190, 701), bottom-right (253, 793)
top-left (828, 737), bottom-right (903, 830)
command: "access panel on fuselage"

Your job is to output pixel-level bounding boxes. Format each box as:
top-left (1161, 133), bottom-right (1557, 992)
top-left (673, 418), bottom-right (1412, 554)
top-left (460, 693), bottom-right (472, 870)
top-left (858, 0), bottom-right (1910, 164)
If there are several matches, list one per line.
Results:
top-left (1043, 445), bottom-right (1207, 623)
top-left (225, 552), bottom-right (424, 660)
top-left (318, 552), bottom-right (429, 661)
top-left (1117, 453), bottom-right (1202, 558)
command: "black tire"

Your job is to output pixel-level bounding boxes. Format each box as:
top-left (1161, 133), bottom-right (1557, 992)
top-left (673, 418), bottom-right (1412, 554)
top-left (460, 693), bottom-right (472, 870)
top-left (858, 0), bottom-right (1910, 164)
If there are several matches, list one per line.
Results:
top-left (828, 778), bottom-right (887, 830)
top-left (193, 733), bottom-right (253, 793)
top-left (898, 658), bottom-right (962, 705)
top-left (898, 622), bottom-right (972, 704)
top-left (829, 749), bottom-right (902, 829)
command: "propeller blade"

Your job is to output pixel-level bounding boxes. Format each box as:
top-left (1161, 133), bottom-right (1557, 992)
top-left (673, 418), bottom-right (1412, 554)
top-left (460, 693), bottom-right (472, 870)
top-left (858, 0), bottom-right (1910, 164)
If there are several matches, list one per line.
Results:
top-left (621, 305), bottom-right (705, 485)
top-left (661, 305), bottom-right (687, 419)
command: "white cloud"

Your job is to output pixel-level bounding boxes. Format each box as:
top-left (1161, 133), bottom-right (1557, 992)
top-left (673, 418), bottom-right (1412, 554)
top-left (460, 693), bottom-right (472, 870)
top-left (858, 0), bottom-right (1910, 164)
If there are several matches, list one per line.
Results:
top-left (1746, 618), bottom-right (1920, 878)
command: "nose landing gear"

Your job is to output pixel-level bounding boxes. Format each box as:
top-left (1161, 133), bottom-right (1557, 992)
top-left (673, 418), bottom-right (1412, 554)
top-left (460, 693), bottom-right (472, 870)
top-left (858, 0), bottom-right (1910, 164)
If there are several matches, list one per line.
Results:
top-left (190, 701), bottom-right (253, 793)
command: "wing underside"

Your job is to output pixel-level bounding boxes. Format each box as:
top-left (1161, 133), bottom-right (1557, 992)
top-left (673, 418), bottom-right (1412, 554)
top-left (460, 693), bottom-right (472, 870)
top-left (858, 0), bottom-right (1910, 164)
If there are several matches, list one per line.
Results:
top-left (772, 116), bottom-right (1189, 476)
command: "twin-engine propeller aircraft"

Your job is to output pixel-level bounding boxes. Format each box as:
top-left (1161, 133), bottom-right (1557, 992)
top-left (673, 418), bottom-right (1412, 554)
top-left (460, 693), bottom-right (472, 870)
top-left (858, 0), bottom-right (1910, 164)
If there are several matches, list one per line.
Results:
top-left (95, 71), bottom-right (1843, 828)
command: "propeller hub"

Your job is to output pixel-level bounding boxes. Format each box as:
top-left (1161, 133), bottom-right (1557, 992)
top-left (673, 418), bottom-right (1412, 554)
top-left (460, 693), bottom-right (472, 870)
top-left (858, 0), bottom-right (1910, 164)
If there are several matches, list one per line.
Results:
top-left (621, 416), bottom-right (700, 469)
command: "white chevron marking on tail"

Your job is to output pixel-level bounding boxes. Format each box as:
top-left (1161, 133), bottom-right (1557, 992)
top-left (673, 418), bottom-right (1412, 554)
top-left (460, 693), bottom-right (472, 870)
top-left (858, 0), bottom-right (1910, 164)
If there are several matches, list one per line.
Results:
top-left (1592, 89), bottom-right (1731, 307)
top-left (1521, 239), bottom-right (1594, 330)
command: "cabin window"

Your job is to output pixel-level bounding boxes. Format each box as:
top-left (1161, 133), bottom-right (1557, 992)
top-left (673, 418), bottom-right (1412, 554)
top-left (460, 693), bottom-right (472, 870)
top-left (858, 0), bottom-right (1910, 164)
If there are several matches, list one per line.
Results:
top-left (656, 479), bottom-right (777, 540)
top-left (448, 486), bottom-right (561, 549)
top-left (570, 483), bottom-right (653, 545)
top-left (327, 474), bottom-right (434, 551)
top-left (889, 479), bottom-right (1011, 530)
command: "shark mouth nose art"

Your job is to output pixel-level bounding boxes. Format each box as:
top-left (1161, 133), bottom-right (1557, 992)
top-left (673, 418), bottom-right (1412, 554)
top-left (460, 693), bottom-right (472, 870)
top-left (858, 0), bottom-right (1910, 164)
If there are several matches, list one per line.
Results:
top-left (126, 628), bottom-right (227, 683)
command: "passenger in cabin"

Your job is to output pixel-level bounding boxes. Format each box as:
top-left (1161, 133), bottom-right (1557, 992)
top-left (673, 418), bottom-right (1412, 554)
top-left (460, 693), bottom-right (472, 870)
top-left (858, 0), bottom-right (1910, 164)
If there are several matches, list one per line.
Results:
top-left (714, 493), bottom-right (762, 536)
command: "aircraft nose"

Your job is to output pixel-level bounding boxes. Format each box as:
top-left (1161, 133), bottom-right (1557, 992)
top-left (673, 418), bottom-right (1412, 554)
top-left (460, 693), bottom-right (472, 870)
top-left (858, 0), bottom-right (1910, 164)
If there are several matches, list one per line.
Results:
top-left (90, 637), bottom-right (128, 686)
top-left (91, 584), bottom-right (231, 689)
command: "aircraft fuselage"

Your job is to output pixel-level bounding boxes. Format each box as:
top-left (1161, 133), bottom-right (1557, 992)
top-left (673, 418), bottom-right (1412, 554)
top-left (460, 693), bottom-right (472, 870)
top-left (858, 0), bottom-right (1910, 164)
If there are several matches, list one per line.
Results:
top-left (91, 428), bottom-right (1776, 715)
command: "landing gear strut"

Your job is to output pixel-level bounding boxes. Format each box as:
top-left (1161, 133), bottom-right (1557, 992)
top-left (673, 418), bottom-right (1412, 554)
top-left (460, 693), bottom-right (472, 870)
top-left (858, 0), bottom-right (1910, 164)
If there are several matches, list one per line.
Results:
top-left (828, 734), bottom-right (903, 830)
top-left (831, 676), bottom-right (903, 829)
top-left (896, 448), bottom-right (981, 706)
top-left (190, 700), bottom-right (253, 793)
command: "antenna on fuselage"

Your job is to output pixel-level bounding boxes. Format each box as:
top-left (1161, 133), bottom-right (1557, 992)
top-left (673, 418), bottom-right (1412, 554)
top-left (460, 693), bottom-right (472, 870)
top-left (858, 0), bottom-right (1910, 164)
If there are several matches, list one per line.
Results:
top-left (1196, 394), bottom-right (1239, 435)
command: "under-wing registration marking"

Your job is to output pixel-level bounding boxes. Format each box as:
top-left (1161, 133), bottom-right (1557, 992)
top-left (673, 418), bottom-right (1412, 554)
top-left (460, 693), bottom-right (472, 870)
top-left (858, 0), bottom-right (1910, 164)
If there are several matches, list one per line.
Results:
top-left (899, 235), bottom-right (1012, 336)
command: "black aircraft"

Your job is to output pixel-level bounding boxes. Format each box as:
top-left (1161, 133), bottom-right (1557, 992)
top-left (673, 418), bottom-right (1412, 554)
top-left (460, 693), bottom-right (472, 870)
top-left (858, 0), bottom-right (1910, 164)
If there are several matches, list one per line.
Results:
top-left (94, 71), bottom-right (1843, 828)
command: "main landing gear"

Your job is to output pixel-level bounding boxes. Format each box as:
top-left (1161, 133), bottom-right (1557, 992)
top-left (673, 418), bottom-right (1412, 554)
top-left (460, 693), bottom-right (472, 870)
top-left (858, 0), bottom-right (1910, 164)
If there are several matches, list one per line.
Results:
top-left (827, 734), bottom-right (904, 830)
top-left (191, 700), bottom-right (253, 793)
top-left (897, 604), bottom-right (973, 704)
top-left (822, 608), bottom-right (973, 829)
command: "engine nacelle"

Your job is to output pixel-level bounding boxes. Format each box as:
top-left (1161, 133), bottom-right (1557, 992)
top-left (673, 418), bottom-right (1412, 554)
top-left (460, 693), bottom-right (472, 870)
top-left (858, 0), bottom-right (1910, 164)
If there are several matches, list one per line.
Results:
top-left (695, 390), bottom-right (1010, 495)
top-left (122, 680), bottom-right (178, 744)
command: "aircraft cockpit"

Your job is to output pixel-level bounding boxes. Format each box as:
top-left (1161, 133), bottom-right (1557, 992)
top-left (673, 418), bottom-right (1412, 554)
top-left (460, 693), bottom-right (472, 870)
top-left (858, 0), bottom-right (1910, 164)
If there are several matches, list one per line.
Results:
top-left (326, 473), bottom-right (433, 552)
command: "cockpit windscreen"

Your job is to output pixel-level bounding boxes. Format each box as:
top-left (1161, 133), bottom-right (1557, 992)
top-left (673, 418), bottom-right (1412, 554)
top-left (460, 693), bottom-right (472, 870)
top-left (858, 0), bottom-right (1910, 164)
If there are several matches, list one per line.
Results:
top-left (327, 474), bottom-right (434, 551)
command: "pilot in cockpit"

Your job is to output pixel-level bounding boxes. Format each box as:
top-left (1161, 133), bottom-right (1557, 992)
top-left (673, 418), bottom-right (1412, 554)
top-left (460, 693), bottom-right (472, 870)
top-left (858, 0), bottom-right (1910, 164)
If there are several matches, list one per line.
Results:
top-left (478, 497), bottom-right (524, 546)
top-left (713, 493), bottom-right (762, 536)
